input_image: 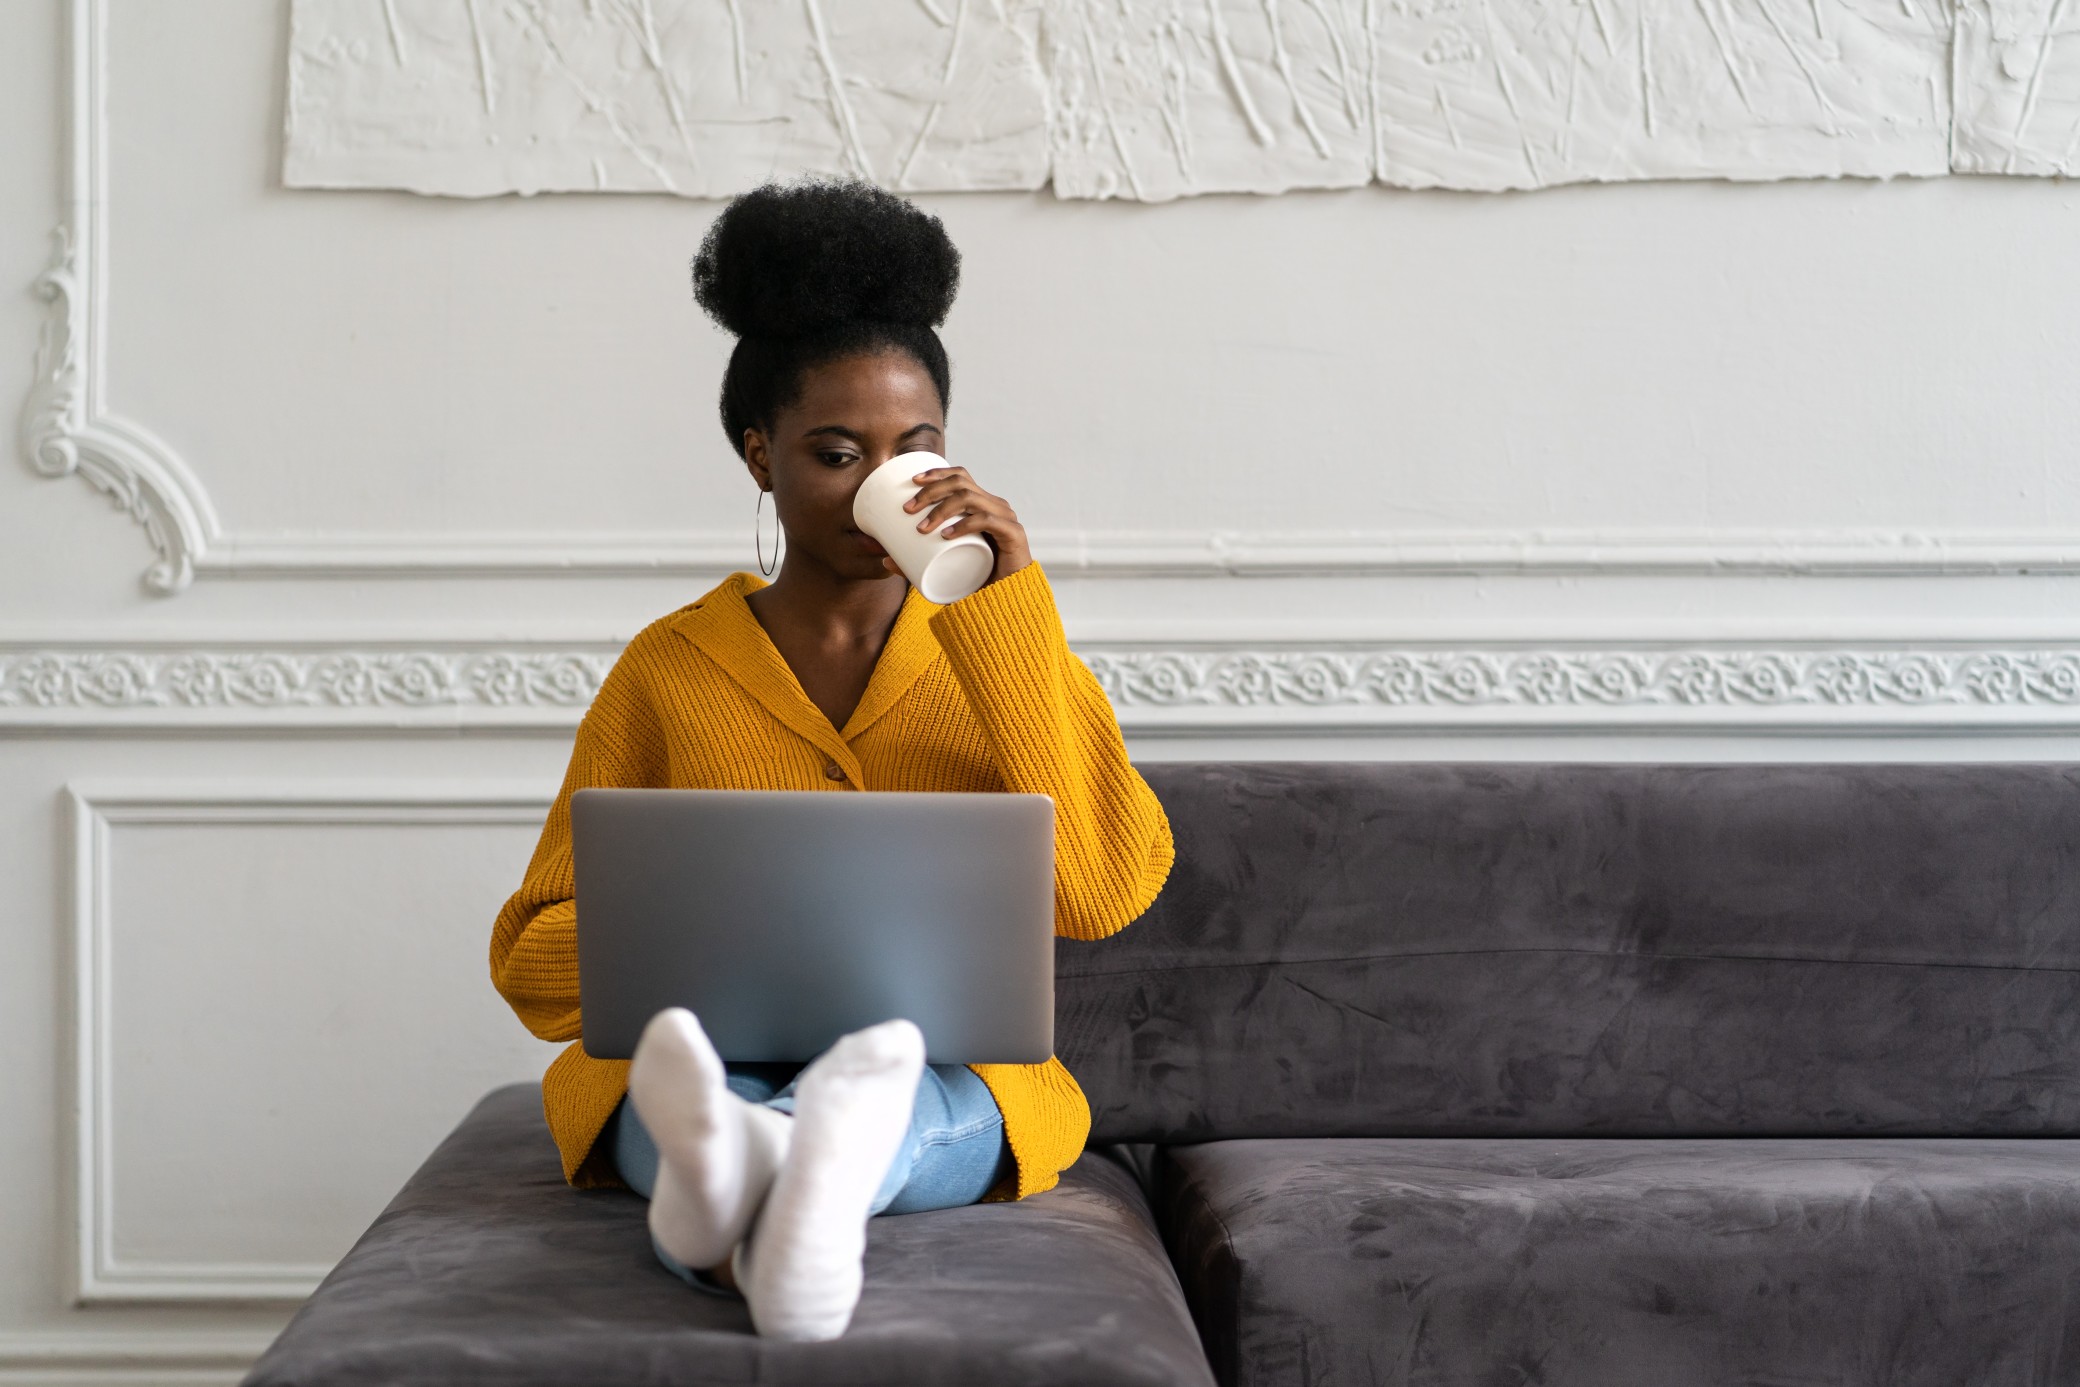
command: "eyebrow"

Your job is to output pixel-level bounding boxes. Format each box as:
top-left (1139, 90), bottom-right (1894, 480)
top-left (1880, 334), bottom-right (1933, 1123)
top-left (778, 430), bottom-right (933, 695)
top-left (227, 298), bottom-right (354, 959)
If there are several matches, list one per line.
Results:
top-left (802, 422), bottom-right (943, 442)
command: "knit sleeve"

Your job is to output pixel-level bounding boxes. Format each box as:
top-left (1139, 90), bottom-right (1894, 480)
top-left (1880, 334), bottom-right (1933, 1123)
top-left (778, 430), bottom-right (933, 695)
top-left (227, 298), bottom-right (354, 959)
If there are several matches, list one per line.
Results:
top-left (489, 644), bottom-right (669, 1041)
top-left (927, 562), bottom-right (1173, 941)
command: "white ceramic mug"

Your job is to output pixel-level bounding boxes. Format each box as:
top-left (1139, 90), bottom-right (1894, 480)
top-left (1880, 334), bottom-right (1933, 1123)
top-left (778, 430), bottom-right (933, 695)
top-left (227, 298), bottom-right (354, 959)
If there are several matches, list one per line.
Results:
top-left (851, 452), bottom-right (995, 604)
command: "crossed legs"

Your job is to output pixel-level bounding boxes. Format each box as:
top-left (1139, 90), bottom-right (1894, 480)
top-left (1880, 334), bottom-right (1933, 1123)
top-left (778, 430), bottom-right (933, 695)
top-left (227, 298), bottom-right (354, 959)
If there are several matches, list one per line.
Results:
top-left (624, 1009), bottom-right (933, 1340)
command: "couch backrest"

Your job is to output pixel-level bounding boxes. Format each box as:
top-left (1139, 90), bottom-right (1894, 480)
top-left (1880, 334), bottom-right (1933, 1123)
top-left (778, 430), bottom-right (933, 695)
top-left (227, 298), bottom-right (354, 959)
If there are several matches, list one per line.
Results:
top-left (1058, 762), bottom-right (2080, 1143)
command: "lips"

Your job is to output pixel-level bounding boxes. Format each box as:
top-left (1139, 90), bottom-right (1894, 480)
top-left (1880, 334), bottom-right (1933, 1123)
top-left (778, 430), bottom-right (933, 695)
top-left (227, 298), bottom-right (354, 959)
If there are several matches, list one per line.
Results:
top-left (850, 529), bottom-right (888, 557)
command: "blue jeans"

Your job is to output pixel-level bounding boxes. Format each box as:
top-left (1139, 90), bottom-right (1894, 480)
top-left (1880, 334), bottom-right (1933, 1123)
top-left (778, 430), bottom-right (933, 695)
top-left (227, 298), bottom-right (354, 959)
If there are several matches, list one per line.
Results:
top-left (610, 1062), bottom-right (1011, 1285)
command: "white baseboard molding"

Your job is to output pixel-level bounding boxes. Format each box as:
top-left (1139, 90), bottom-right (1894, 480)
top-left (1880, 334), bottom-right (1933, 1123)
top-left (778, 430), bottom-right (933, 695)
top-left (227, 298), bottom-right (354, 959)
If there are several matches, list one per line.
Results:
top-left (0, 1332), bottom-right (271, 1387)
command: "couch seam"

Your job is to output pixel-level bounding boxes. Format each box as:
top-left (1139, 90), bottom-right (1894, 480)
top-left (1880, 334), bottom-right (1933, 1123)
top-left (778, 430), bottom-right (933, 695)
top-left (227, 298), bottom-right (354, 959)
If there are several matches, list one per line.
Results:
top-left (1180, 1172), bottom-right (1244, 1387)
top-left (1061, 945), bottom-right (2080, 980)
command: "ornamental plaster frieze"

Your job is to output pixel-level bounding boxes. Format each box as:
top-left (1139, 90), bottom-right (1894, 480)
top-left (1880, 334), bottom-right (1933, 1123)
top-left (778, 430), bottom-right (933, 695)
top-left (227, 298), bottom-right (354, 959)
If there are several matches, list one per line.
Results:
top-left (0, 648), bottom-right (613, 719)
top-left (10, 643), bottom-right (2080, 731)
top-left (1084, 646), bottom-right (2080, 712)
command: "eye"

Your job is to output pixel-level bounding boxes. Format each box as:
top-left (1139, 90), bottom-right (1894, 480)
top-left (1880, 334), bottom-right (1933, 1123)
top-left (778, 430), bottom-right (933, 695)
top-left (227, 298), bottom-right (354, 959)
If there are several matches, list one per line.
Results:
top-left (817, 450), bottom-right (855, 468)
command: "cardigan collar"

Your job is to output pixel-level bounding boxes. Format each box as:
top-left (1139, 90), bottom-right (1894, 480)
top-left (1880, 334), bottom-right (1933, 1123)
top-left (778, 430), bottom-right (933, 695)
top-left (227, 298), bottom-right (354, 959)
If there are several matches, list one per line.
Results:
top-left (668, 572), bottom-right (941, 755)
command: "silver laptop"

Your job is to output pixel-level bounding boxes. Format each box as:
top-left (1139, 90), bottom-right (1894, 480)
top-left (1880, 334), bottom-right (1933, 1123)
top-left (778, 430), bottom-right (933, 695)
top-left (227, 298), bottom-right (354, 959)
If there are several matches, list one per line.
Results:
top-left (573, 788), bottom-right (1055, 1063)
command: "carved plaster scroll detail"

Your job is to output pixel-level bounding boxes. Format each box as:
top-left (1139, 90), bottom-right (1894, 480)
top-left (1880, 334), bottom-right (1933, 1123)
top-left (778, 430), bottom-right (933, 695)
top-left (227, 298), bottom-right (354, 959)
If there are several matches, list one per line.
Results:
top-left (0, 649), bottom-right (611, 714)
top-left (1085, 647), bottom-right (2080, 710)
top-left (21, 228), bottom-right (83, 481)
top-left (9, 644), bottom-right (2080, 731)
top-left (21, 229), bottom-right (214, 594)
top-left (22, 0), bottom-right (217, 594)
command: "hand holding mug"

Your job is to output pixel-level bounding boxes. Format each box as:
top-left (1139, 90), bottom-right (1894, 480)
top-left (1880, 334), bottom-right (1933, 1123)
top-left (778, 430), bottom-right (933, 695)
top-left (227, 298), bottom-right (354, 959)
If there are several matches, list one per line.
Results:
top-left (851, 453), bottom-right (1031, 602)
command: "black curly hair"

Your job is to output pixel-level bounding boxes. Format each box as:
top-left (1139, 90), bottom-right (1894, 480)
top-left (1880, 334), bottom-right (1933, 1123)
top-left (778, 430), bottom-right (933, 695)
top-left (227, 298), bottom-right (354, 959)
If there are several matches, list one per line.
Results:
top-left (693, 180), bottom-right (961, 458)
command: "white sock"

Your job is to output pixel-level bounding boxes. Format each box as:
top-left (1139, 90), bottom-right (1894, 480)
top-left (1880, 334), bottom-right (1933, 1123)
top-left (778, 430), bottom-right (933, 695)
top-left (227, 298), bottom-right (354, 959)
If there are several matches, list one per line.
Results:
top-left (627, 1008), bottom-right (792, 1273)
top-left (737, 1018), bottom-right (925, 1341)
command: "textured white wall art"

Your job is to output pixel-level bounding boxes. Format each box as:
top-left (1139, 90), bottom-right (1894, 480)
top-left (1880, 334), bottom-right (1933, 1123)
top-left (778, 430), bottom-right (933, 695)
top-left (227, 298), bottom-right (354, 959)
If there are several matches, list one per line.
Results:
top-left (1371, 0), bottom-right (1953, 190)
top-left (285, 0), bottom-right (2080, 199)
top-left (284, 0), bottom-right (1050, 195)
top-left (1042, 0), bottom-right (1376, 199)
top-left (1953, 0), bottom-right (2080, 174)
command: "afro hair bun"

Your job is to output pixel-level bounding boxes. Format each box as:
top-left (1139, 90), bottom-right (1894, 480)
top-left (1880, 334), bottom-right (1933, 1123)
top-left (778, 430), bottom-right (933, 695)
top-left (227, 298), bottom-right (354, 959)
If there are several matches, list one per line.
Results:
top-left (692, 179), bottom-right (961, 341)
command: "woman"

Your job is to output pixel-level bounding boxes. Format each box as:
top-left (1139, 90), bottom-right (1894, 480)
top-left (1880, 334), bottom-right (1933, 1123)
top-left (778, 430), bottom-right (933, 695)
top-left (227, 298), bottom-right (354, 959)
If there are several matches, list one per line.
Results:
top-left (489, 180), bottom-right (1173, 1342)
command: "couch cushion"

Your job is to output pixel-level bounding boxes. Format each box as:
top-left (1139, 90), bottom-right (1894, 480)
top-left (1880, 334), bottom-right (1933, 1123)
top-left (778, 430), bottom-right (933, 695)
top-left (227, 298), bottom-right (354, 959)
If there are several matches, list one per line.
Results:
top-left (243, 1085), bottom-right (1213, 1387)
top-left (1158, 1136), bottom-right (2080, 1387)
top-left (1060, 762), bottom-right (2080, 1141)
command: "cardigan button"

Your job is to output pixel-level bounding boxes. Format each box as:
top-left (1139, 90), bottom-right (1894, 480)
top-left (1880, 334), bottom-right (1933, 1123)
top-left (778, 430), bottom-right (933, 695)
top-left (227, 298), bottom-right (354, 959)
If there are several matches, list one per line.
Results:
top-left (823, 762), bottom-right (847, 782)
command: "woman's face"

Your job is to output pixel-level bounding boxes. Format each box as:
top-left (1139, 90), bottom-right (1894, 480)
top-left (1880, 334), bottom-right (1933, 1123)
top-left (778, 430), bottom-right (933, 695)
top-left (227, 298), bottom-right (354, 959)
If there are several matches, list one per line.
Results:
top-left (743, 350), bottom-right (946, 584)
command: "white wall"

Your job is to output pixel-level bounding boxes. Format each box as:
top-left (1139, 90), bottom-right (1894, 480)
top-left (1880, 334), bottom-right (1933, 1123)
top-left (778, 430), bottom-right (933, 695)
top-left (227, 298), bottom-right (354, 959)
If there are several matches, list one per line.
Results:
top-left (8, 2), bottom-right (2080, 1381)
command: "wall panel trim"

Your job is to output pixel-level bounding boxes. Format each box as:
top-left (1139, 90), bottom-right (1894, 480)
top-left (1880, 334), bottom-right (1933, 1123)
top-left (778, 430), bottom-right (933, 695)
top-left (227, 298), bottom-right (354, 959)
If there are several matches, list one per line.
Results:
top-left (191, 528), bottom-right (2080, 580)
top-left (64, 780), bottom-right (551, 1304)
top-left (21, 0), bottom-right (217, 594)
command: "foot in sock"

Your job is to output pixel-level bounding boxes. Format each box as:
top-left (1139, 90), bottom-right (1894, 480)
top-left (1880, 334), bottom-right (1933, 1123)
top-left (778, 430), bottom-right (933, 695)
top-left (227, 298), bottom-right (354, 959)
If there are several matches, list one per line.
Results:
top-left (738, 1018), bottom-right (926, 1341)
top-left (627, 1008), bottom-right (792, 1272)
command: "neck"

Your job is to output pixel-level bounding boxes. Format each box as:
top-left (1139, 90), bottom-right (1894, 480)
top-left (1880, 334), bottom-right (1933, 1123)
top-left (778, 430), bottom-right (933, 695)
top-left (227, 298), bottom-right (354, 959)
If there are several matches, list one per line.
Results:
top-left (751, 554), bottom-right (908, 645)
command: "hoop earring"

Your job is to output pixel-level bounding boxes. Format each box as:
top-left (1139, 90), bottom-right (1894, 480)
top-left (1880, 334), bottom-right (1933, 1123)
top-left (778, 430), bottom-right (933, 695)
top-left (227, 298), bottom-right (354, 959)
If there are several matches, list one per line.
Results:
top-left (754, 488), bottom-right (779, 577)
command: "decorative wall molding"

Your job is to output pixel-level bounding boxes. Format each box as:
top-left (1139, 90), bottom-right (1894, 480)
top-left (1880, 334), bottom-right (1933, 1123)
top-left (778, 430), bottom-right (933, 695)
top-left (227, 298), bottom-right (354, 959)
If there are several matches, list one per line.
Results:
top-left (3, 646), bottom-right (615, 727)
top-left (65, 781), bottom-right (552, 1304)
top-left (29, 0), bottom-right (2080, 593)
top-left (16, 641), bottom-right (2080, 734)
top-left (22, 0), bottom-right (219, 594)
top-left (189, 527), bottom-right (2080, 580)
top-left (1086, 646), bottom-right (2080, 727)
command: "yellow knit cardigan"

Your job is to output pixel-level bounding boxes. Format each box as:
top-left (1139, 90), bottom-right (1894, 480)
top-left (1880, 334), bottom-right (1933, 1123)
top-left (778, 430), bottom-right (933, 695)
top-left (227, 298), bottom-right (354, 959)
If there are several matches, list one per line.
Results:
top-left (490, 561), bottom-right (1174, 1198)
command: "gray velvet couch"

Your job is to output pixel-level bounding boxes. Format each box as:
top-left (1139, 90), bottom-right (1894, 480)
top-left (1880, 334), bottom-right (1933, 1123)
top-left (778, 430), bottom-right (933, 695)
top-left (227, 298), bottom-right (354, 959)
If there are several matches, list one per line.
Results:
top-left (246, 763), bottom-right (2080, 1387)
